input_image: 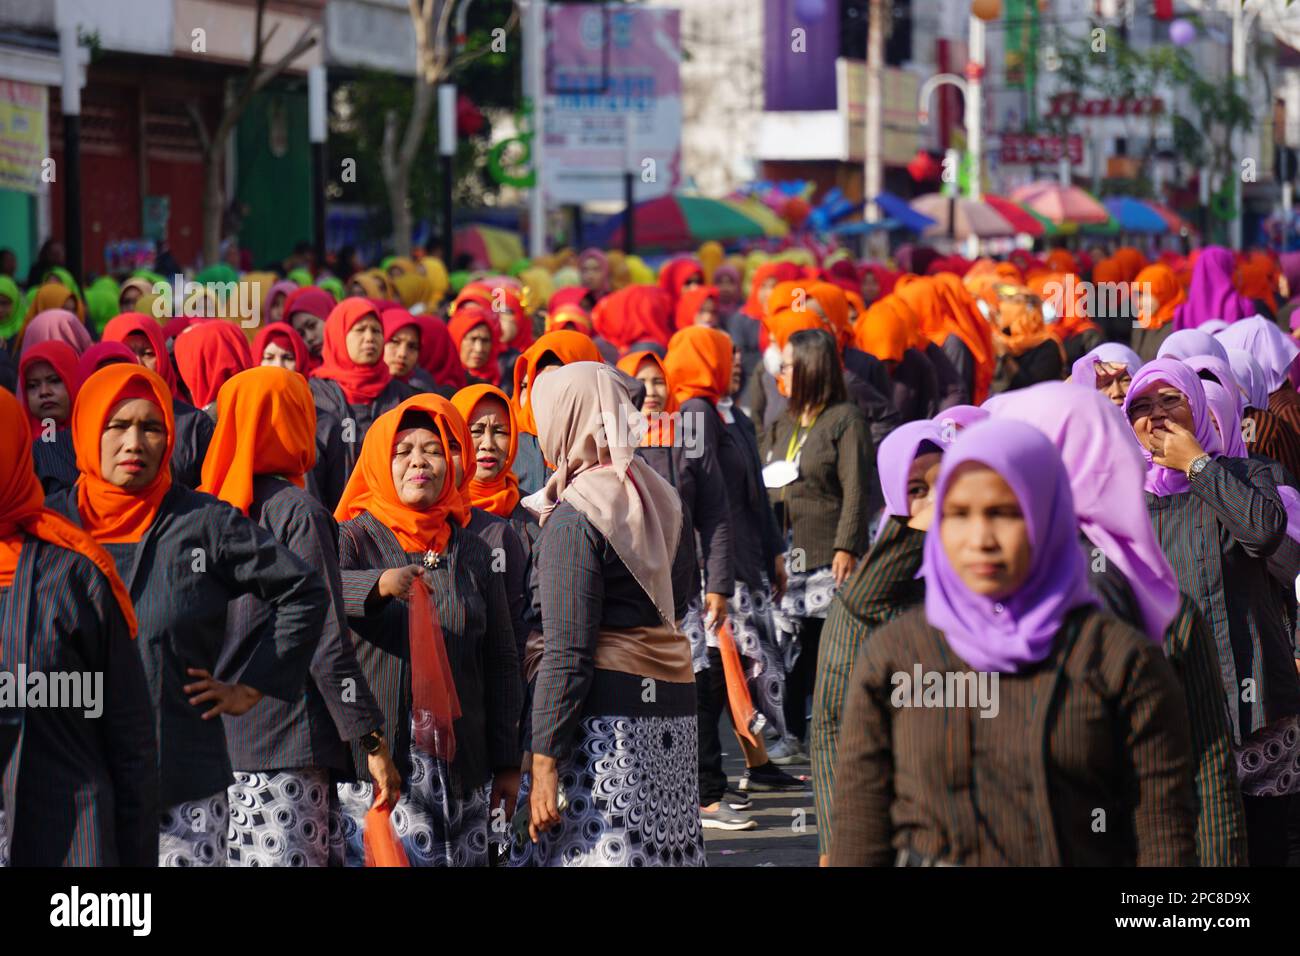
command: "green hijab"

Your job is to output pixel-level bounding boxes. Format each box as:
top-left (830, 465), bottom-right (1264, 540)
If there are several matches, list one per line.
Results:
top-left (288, 267), bottom-right (313, 287)
top-left (85, 275), bottom-right (122, 334)
top-left (318, 276), bottom-right (345, 302)
top-left (0, 275), bottom-right (23, 339)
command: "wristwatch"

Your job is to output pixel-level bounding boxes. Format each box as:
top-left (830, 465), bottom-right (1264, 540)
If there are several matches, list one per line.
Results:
top-left (359, 729), bottom-right (384, 755)
top-left (1186, 454), bottom-right (1212, 481)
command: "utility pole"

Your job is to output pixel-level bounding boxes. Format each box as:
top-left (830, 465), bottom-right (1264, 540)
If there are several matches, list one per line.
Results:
top-left (523, 0), bottom-right (547, 257)
top-left (59, 24), bottom-right (82, 283)
top-left (308, 65), bottom-right (328, 273)
top-left (864, 0), bottom-right (885, 258)
top-left (439, 83), bottom-right (456, 263)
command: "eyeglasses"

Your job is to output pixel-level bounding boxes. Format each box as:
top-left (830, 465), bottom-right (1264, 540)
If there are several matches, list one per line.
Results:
top-left (1127, 392), bottom-right (1186, 421)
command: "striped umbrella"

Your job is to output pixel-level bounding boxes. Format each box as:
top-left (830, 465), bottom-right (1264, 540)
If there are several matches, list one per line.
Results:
top-left (983, 194), bottom-right (1049, 237)
top-left (453, 225), bottom-right (525, 272)
top-left (911, 193), bottom-right (1017, 239)
top-left (1009, 181), bottom-right (1111, 225)
top-left (608, 194), bottom-right (786, 250)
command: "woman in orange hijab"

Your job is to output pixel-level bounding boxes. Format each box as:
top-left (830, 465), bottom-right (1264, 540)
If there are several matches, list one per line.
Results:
top-left (174, 321), bottom-right (253, 414)
top-left (510, 329), bottom-right (603, 495)
top-left (852, 294), bottom-right (944, 423)
top-left (332, 394), bottom-right (522, 867)
top-left (674, 284), bottom-right (721, 330)
top-left (451, 383), bottom-right (532, 532)
top-left (0, 384), bottom-right (158, 866)
top-left (890, 276), bottom-right (976, 407)
top-left (1045, 248), bottom-right (1078, 274)
top-left (545, 302), bottom-right (593, 335)
top-left (448, 303), bottom-right (505, 388)
top-left (1111, 246), bottom-right (1149, 284)
top-left (1025, 271), bottom-right (1103, 367)
top-left (591, 284), bottom-right (673, 358)
top-left (199, 365), bottom-right (396, 867)
top-left (987, 284), bottom-right (1066, 392)
top-left (47, 363), bottom-right (324, 866)
top-left (1236, 250), bottom-right (1280, 317)
top-left (1130, 263), bottom-right (1188, 362)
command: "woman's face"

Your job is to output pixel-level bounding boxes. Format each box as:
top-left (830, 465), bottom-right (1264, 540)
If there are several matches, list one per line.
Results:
top-left (269, 293), bottom-right (286, 324)
top-left (1127, 383), bottom-right (1194, 454)
top-left (459, 323), bottom-right (493, 371)
top-left (384, 325), bottom-right (421, 379)
top-left (260, 340), bottom-right (296, 370)
top-left (729, 345), bottom-right (743, 396)
top-left (99, 398), bottom-right (168, 490)
top-left (0, 295), bottom-right (13, 323)
top-left (391, 427), bottom-right (447, 509)
top-left (447, 435), bottom-right (465, 488)
top-left (779, 342), bottom-right (795, 394)
top-left (759, 277), bottom-right (778, 312)
top-left (635, 358), bottom-right (668, 414)
top-left (716, 271), bottom-right (739, 303)
top-left (579, 256), bottom-right (605, 289)
top-left (1093, 361), bottom-right (1131, 406)
top-left (290, 311), bottom-right (325, 356)
top-left (119, 286), bottom-right (143, 312)
top-left (496, 311), bottom-right (518, 344)
top-left (939, 462), bottom-right (1033, 600)
top-left (468, 397), bottom-right (512, 482)
top-left (693, 298), bottom-right (719, 329)
top-left (906, 451), bottom-right (943, 519)
top-left (348, 281), bottom-right (368, 298)
top-left (123, 331), bottom-right (159, 372)
top-left (861, 271), bottom-right (880, 304)
top-left (24, 360), bottom-right (70, 426)
top-left (682, 272), bottom-right (704, 292)
top-left (345, 314), bottom-right (384, 366)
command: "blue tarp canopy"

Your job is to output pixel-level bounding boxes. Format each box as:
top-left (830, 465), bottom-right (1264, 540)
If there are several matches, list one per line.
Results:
top-left (1103, 197), bottom-right (1168, 234)
top-left (872, 191), bottom-right (936, 232)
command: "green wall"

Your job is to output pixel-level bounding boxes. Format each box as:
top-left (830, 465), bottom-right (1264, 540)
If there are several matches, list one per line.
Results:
top-left (0, 188), bottom-right (35, 279)
top-left (236, 86), bottom-right (313, 270)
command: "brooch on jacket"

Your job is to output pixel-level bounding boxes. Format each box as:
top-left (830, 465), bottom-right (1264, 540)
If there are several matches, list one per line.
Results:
top-left (423, 550), bottom-right (441, 570)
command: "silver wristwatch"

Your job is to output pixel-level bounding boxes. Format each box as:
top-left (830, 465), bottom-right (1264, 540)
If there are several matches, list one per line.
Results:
top-left (1186, 454), bottom-right (1211, 481)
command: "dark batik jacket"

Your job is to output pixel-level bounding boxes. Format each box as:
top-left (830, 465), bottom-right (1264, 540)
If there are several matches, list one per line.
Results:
top-left (171, 398), bottom-right (214, 489)
top-left (47, 484), bottom-right (325, 807)
top-left (1144, 455), bottom-right (1300, 743)
top-left (923, 341), bottom-right (969, 410)
top-left (830, 605), bottom-right (1198, 867)
top-left (1089, 556), bottom-right (1247, 867)
top-left (719, 406), bottom-right (783, 592)
top-left (812, 517), bottom-right (925, 857)
top-left (466, 507), bottom-right (532, 676)
top-left (29, 432), bottom-right (78, 495)
top-left (308, 377), bottom-right (415, 481)
top-left (635, 396), bottom-right (734, 619)
top-left (512, 431), bottom-right (552, 497)
top-left (218, 477), bottom-right (383, 774)
top-left (310, 405), bottom-right (347, 512)
top-left (337, 513), bottom-right (521, 795)
top-left (1, 538), bottom-right (158, 866)
top-left (529, 502), bottom-right (693, 761)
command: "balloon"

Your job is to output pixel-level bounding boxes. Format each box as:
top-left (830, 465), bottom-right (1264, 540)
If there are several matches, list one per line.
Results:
top-left (794, 0), bottom-right (827, 20)
top-left (971, 0), bottom-right (1001, 21)
top-left (1169, 19), bottom-right (1195, 47)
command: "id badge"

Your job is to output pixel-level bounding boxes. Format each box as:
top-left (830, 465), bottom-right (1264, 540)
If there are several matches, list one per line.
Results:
top-left (762, 457), bottom-right (800, 489)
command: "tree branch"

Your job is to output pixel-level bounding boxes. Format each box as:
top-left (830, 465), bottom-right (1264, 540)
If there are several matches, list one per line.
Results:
top-left (251, 25), bottom-right (318, 96)
top-left (185, 100), bottom-right (212, 155)
top-left (446, 7), bottom-right (520, 77)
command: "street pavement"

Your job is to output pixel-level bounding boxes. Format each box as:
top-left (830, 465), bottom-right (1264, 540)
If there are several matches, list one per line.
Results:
top-left (703, 726), bottom-right (820, 867)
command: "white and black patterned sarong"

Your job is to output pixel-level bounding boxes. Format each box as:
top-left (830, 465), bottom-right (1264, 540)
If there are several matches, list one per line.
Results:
top-left (227, 768), bottom-right (331, 866)
top-left (509, 713), bottom-right (706, 867)
top-left (159, 791), bottom-right (229, 867)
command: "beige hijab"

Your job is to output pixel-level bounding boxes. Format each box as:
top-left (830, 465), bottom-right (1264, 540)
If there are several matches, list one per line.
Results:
top-left (526, 361), bottom-right (682, 626)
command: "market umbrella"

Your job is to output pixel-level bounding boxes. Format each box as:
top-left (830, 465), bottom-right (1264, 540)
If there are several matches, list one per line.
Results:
top-left (720, 196), bottom-right (791, 238)
top-left (453, 225), bottom-right (525, 271)
top-left (911, 193), bottom-right (1017, 239)
top-left (1140, 200), bottom-right (1197, 235)
top-left (1102, 197), bottom-right (1168, 234)
top-left (983, 194), bottom-right (1048, 237)
top-left (1009, 181), bottom-right (1111, 225)
top-left (608, 194), bottom-right (780, 249)
top-left (873, 190), bottom-right (938, 232)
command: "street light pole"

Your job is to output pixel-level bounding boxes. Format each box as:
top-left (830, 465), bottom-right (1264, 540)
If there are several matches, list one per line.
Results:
top-left (439, 83), bottom-right (456, 265)
top-left (523, 0), bottom-right (547, 258)
top-left (864, 0), bottom-right (885, 258)
top-left (308, 65), bottom-right (328, 273)
top-left (59, 24), bottom-right (82, 283)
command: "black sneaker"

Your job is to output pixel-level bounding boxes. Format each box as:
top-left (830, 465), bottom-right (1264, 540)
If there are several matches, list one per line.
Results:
top-left (741, 762), bottom-right (806, 792)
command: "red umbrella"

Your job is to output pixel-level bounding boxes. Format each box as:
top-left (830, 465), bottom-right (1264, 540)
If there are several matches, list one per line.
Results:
top-left (983, 195), bottom-right (1046, 237)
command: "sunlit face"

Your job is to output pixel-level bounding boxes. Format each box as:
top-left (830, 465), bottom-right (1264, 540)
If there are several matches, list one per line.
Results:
top-left (861, 271), bottom-right (880, 303)
top-left (635, 357), bottom-right (668, 414)
top-left (939, 462), bottom-right (1032, 600)
top-left (468, 396), bottom-right (512, 482)
top-left (447, 435), bottom-right (465, 488)
top-left (123, 331), bottom-right (159, 371)
top-left (1092, 361), bottom-right (1131, 406)
top-left (384, 326), bottom-right (421, 379)
top-left (24, 360), bottom-right (70, 426)
top-left (391, 427), bottom-right (447, 509)
top-left (693, 298), bottom-right (719, 329)
top-left (459, 323), bottom-right (493, 371)
top-left (345, 314), bottom-right (384, 366)
top-left (1128, 384), bottom-right (1194, 455)
top-left (729, 345), bottom-right (743, 395)
top-left (99, 397), bottom-right (168, 490)
top-left (261, 340), bottom-right (296, 370)
top-left (290, 311), bottom-right (325, 356)
top-left (779, 342), bottom-right (795, 394)
top-left (716, 271), bottom-right (739, 303)
top-left (496, 311), bottom-right (518, 344)
top-left (906, 451), bottom-right (943, 519)
top-left (579, 256), bottom-right (605, 289)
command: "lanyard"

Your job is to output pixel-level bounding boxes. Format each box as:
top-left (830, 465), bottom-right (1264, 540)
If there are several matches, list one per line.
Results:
top-left (785, 414), bottom-right (818, 462)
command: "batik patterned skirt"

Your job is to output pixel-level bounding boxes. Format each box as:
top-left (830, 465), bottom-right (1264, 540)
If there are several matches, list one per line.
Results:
top-left (0, 803), bottom-right (8, 867)
top-left (227, 768), bottom-right (331, 866)
top-left (730, 580), bottom-right (789, 741)
top-left (772, 563), bottom-right (838, 672)
top-left (509, 713), bottom-right (706, 867)
top-left (159, 791), bottom-right (229, 867)
top-left (332, 722), bottom-right (490, 867)
top-left (1238, 715), bottom-right (1300, 796)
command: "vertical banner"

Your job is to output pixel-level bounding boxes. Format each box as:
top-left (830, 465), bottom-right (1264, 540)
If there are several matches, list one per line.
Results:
top-left (0, 80), bottom-right (49, 194)
top-left (543, 4), bottom-right (682, 205)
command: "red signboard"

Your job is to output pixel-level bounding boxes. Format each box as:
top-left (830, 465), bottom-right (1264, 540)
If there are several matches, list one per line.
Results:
top-left (1046, 94), bottom-right (1165, 118)
top-left (1000, 134), bottom-right (1084, 165)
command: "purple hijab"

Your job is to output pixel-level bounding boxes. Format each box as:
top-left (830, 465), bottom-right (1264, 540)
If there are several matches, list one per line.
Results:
top-left (20, 309), bottom-right (93, 356)
top-left (921, 419), bottom-right (1098, 673)
top-left (1122, 358), bottom-right (1219, 497)
top-left (1173, 246), bottom-right (1255, 330)
top-left (1224, 347), bottom-right (1271, 410)
top-left (989, 382), bottom-right (1177, 641)
top-left (877, 419), bottom-right (948, 521)
top-left (1201, 380), bottom-right (1248, 458)
top-left (1181, 354), bottom-right (1244, 412)
top-left (933, 404), bottom-right (990, 436)
top-left (1156, 328), bottom-right (1229, 364)
top-left (1198, 319), bottom-right (1229, 336)
top-left (1216, 316), bottom-right (1300, 392)
top-left (1070, 342), bottom-right (1142, 389)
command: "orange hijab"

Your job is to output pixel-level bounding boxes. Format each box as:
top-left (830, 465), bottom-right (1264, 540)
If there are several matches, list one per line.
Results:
top-left (1026, 271), bottom-right (1100, 340)
top-left (674, 285), bottom-right (719, 330)
top-left (545, 303), bottom-right (593, 334)
top-left (0, 387), bottom-right (137, 635)
top-left (1132, 263), bottom-right (1186, 331)
top-left (511, 330), bottom-right (603, 436)
top-left (72, 364), bottom-right (175, 544)
top-left (1236, 251), bottom-right (1279, 311)
top-left (807, 281), bottom-right (853, 349)
top-left (853, 295), bottom-right (914, 363)
top-left (449, 384), bottom-right (520, 518)
top-left (1044, 249), bottom-right (1077, 274)
top-left (24, 281), bottom-right (84, 325)
top-left (616, 350), bottom-right (677, 446)
top-left (992, 286), bottom-right (1058, 357)
top-left (1111, 247), bottom-right (1149, 284)
top-left (931, 273), bottom-right (995, 403)
top-left (334, 394), bottom-right (471, 555)
top-left (199, 367), bottom-right (318, 515)
top-left (765, 308), bottom-right (823, 351)
top-left (665, 326), bottom-right (733, 407)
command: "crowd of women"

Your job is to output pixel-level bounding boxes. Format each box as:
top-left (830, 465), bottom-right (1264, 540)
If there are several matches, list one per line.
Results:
top-left (1, 237), bottom-right (1299, 867)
